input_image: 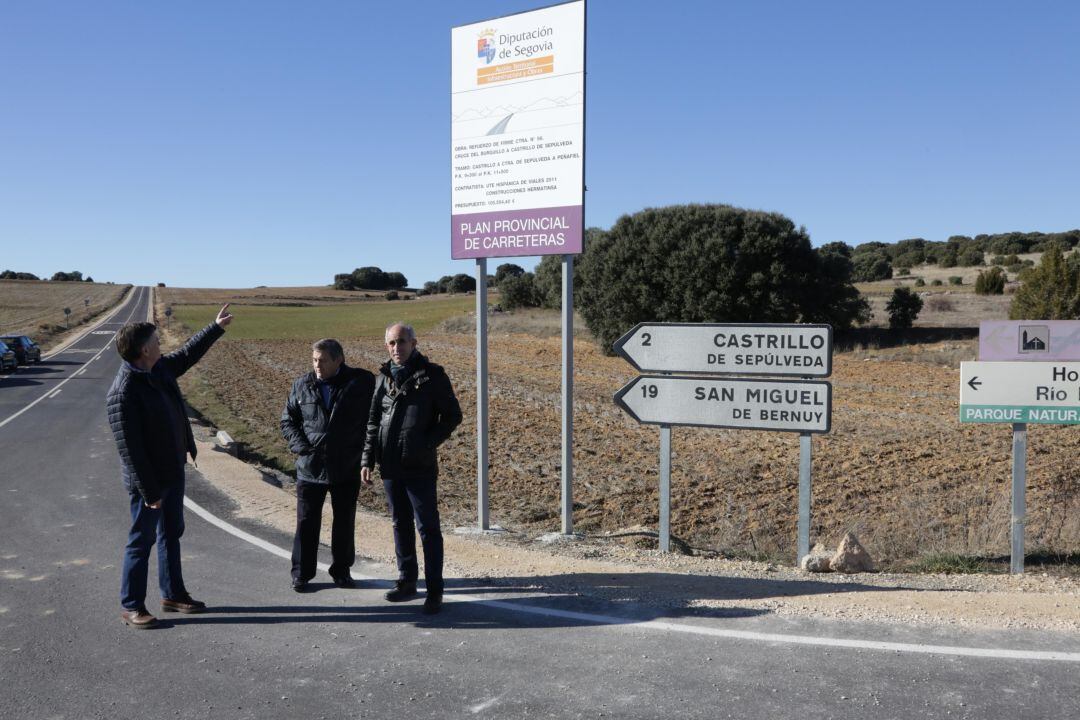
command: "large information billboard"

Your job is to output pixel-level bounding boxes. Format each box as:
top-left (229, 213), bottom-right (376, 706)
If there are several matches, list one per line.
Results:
top-left (451, 1), bottom-right (585, 259)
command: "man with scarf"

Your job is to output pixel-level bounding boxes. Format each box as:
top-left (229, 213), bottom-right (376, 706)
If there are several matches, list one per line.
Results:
top-left (361, 322), bottom-right (462, 614)
top-left (281, 338), bottom-right (375, 591)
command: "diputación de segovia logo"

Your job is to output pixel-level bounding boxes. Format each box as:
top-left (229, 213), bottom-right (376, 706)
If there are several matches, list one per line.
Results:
top-left (477, 29), bottom-right (496, 64)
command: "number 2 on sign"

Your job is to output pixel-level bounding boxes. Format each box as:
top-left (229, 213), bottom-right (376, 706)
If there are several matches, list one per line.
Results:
top-left (641, 333), bottom-right (651, 346)
top-left (641, 384), bottom-right (658, 398)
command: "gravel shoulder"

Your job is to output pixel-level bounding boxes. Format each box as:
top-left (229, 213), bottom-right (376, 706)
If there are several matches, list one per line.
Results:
top-left (190, 426), bottom-right (1080, 634)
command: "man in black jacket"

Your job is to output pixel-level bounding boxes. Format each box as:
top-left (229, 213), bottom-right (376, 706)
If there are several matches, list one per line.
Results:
top-left (107, 304), bottom-right (232, 628)
top-left (361, 322), bottom-right (462, 614)
top-left (281, 339), bottom-right (375, 592)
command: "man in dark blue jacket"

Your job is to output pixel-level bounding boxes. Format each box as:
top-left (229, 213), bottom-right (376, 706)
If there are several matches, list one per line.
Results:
top-left (280, 339), bottom-right (375, 592)
top-left (361, 323), bottom-right (462, 614)
top-left (106, 304), bottom-right (232, 628)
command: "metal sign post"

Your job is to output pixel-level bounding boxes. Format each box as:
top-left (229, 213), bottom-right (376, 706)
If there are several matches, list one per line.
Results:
top-left (659, 424), bottom-right (671, 552)
top-left (798, 432), bottom-right (812, 562)
top-left (960, 355), bottom-right (1080, 573)
top-left (1011, 423), bottom-right (1027, 574)
top-left (476, 258), bottom-right (489, 529)
top-left (614, 323), bottom-right (833, 556)
top-left (562, 255), bottom-right (574, 535)
top-left (451, 1), bottom-right (586, 535)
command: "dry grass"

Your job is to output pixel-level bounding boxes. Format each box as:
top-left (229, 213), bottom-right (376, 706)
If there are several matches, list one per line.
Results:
top-left (861, 251), bottom-right (1044, 296)
top-left (436, 306), bottom-right (592, 338)
top-left (863, 291), bottom-right (1013, 328)
top-left (0, 280), bottom-right (131, 348)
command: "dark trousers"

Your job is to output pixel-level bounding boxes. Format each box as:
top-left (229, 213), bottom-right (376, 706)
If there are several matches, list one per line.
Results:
top-left (383, 475), bottom-right (443, 594)
top-left (120, 478), bottom-right (186, 610)
top-left (291, 480), bottom-right (360, 583)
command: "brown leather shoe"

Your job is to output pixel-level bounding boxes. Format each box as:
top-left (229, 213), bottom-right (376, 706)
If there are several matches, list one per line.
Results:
top-left (121, 607), bottom-right (158, 628)
top-left (161, 595), bottom-right (207, 614)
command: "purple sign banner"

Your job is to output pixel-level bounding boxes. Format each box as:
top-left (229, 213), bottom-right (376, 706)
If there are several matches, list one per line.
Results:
top-left (451, 204), bottom-right (582, 259)
top-left (979, 320), bottom-right (1080, 361)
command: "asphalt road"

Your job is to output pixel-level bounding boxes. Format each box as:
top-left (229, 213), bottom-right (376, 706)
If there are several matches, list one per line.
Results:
top-left (1, 287), bottom-right (1077, 720)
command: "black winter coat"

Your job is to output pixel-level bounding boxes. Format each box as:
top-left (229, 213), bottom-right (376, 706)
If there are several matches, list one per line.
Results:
top-left (362, 353), bottom-right (462, 481)
top-left (280, 365), bottom-right (376, 485)
top-left (106, 323), bottom-right (224, 504)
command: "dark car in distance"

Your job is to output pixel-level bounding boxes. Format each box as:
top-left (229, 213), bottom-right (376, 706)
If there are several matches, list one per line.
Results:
top-left (0, 336), bottom-right (42, 365)
top-left (0, 341), bottom-right (16, 372)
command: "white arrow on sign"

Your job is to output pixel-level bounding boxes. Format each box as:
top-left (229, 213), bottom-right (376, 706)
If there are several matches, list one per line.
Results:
top-left (614, 375), bottom-right (831, 433)
top-left (612, 323), bottom-right (832, 377)
top-left (960, 361), bottom-right (1080, 424)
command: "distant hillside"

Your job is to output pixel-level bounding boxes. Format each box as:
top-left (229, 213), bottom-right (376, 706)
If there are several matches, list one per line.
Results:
top-left (846, 229), bottom-right (1080, 282)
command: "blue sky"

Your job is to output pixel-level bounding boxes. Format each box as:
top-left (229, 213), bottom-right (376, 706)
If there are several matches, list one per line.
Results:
top-left (1, 1), bottom-right (1077, 288)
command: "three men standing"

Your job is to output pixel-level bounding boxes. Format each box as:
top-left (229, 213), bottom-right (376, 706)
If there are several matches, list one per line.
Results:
top-left (362, 323), bottom-right (462, 615)
top-left (108, 304), bottom-right (233, 628)
top-left (281, 339), bottom-right (375, 591)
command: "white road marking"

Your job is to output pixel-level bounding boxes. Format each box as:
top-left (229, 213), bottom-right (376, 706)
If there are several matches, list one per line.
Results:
top-left (183, 497), bottom-right (1080, 663)
top-left (0, 288), bottom-right (147, 430)
top-left (47, 389), bottom-right (61, 399)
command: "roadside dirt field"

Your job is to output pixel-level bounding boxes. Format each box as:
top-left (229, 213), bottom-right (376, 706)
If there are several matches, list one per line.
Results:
top-left (0, 280), bottom-right (131, 348)
top-left (165, 295), bottom-right (1080, 570)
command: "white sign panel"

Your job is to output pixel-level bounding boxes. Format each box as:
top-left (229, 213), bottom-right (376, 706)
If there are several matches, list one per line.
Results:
top-left (960, 361), bottom-right (1080, 424)
top-left (451, 1), bottom-right (585, 259)
top-left (613, 323), bottom-right (832, 376)
top-left (979, 320), bottom-right (1080, 361)
top-left (615, 375), bottom-right (831, 433)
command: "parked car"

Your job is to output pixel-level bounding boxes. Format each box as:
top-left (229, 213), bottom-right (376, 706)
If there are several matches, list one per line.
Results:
top-left (0, 341), bottom-right (16, 372)
top-left (0, 336), bottom-right (41, 365)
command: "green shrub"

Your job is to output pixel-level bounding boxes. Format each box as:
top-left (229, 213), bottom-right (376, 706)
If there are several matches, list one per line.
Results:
top-left (1009, 243), bottom-right (1080, 319)
top-left (886, 287), bottom-right (923, 329)
top-left (384, 290), bottom-right (399, 301)
top-left (931, 279), bottom-right (943, 286)
top-left (948, 276), bottom-right (963, 286)
top-left (957, 248), bottom-right (985, 266)
top-left (851, 251), bottom-right (893, 282)
top-left (498, 272), bottom-right (541, 309)
top-left (914, 278), bottom-right (926, 287)
top-left (975, 266), bottom-right (1006, 295)
top-left (576, 205), bottom-right (870, 352)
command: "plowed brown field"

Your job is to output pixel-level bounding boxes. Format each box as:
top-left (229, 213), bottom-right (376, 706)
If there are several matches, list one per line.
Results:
top-left (178, 326), bottom-right (1080, 568)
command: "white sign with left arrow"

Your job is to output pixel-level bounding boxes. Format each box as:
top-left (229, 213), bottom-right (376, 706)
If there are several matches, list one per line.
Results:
top-left (960, 361), bottom-right (1080, 424)
top-left (615, 375), bottom-right (831, 433)
top-left (613, 323), bottom-right (832, 377)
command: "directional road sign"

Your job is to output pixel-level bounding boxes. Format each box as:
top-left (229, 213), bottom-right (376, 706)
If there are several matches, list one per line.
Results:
top-left (960, 361), bottom-right (1080, 424)
top-left (614, 375), bottom-right (831, 433)
top-left (613, 323), bottom-right (832, 377)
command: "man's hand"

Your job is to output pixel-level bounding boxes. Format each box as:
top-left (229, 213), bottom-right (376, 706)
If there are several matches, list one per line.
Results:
top-left (145, 499), bottom-right (162, 509)
top-left (360, 467), bottom-right (372, 485)
top-left (215, 303), bottom-right (234, 328)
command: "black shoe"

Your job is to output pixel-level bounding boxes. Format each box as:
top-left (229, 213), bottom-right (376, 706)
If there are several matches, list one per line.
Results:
top-left (422, 593), bottom-right (443, 615)
top-left (384, 581), bottom-right (418, 602)
top-left (292, 579), bottom-right (310, 593)
top-left (331, 573), bottom-right (355, 589)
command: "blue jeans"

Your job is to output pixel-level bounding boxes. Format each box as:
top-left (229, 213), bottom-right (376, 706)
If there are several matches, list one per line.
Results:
top-left (120, 479), bottom-right (187, 610)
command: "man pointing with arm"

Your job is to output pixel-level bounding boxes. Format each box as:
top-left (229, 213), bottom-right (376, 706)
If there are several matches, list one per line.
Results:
top-left (107, 304), bottom-right (233, 628)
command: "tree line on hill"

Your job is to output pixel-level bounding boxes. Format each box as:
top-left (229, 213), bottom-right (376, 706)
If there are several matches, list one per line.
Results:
top-left (1, 270), bottom-right (94, 282)
top-left (472, 204), bottom-right (1080, 348)
top-left (333, 267), bottom-right (408, 291)
top-left (849, 230), bottom-right (1079, 282)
